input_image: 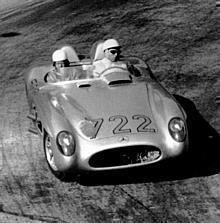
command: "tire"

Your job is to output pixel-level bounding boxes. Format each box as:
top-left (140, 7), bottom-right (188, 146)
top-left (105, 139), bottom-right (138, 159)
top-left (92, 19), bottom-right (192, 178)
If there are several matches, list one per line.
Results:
top-left (43, 132), bottom-right (73, 182)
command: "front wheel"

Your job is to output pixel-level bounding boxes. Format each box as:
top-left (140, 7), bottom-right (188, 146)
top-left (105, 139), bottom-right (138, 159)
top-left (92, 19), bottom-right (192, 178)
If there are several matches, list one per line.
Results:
top-left (44, 133), bottom-right (59, 172)
top-left (43, 132), bottom-right (73, 182)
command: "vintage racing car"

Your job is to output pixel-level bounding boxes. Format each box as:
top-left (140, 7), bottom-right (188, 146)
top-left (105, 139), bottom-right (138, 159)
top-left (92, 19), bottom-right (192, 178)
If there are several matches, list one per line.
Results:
top-left (24, 47), bottom-right (188, 181)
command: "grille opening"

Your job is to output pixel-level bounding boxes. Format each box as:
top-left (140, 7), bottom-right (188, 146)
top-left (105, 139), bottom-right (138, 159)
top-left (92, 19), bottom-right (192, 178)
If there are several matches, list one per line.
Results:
top-left (89, 146), bottom-right (161, 168)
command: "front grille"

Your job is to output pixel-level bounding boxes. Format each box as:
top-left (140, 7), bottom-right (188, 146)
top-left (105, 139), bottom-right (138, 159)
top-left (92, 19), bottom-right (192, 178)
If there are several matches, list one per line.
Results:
top-left (89, 146), bottom-right (161, 168)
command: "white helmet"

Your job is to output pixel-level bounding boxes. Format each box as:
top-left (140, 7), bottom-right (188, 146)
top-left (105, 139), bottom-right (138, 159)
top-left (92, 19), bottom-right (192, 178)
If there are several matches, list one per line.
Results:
top-left (61, 45), bottom-right (79, 62)
top-left (103, 39), bottom-right (120, 51)
top-left (52, 49), bottom-right (67, 62)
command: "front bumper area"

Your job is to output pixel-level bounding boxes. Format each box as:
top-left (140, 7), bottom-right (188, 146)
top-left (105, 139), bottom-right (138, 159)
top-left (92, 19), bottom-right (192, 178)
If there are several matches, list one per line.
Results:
top-left (89, 145), bottom-right (161, 168)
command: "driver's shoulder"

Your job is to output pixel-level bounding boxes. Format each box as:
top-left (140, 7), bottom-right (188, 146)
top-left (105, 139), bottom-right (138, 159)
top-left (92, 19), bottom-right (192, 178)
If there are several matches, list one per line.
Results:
top-left (113, 61), bottom-right (127, 68)
top-left (93, 57), bottom-right (108, 66)
top-left (92, 58), bottom-right (106, 72)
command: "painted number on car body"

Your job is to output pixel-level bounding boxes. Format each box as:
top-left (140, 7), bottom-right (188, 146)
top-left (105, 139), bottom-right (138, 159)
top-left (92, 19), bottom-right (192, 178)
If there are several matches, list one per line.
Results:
top-left (132, 114), bottom-right (156, 133)
top-left (109, 115), bottom-right (131, 134)
top-left (89, 115), bottom-right (156, 139)
top-left (90, 118), bottom-right (104, 139)
top-left (108, 114), bottom-right (155, 135)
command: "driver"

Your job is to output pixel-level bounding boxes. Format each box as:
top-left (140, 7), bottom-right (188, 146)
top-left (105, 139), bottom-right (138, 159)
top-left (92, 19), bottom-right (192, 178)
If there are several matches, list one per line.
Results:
top-left (46, 49), bottom-right (81, 83)
top-left (92, 39), bottom-right (127, 77)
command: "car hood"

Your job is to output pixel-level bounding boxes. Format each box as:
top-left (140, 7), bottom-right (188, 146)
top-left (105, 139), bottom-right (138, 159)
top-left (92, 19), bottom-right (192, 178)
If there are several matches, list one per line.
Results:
top-left (43, 81), bottom-right (158, 139)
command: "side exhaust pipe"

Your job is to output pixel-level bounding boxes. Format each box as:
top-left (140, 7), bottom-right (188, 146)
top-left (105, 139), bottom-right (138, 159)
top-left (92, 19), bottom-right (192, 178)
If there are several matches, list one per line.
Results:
top-left (27, 114), bottom-right (36, 121)
top-left (28, 127), bottom-right (38, 135)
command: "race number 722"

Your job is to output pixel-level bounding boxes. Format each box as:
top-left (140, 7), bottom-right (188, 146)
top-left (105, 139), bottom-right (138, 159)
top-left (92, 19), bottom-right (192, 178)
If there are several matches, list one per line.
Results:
top-left (90, 114), bottom-right (156, 139)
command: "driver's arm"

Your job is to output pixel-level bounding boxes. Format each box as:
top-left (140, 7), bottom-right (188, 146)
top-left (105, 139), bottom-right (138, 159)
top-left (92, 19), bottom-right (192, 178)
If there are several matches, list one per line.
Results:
top-left (92, 60), bottom-right (105, 78)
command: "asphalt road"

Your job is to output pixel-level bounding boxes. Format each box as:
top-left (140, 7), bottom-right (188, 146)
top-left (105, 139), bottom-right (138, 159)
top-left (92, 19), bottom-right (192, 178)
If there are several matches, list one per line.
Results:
top-left (0, 0), bottom-right (220, 222)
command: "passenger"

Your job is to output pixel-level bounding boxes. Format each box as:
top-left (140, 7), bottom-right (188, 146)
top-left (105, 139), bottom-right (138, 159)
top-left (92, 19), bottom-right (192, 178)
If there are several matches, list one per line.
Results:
top-left (92, 39), bottom-right (127, 77)
top-left (46, 49), bottom-right (81, 83)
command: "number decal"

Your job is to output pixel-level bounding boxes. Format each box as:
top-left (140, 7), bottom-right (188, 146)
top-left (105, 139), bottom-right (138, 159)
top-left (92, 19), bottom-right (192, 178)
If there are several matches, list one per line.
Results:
top-left (91, 118), bottom-right (103, 139)
top-left (82, 118), bottom-right (103, 139)
top-left (132, 115), bottom-right (155, 132)
top-left (31, 79), bottom-right (38, 88)
top-left (109, 115), bottom-right (131, 134)
top-left (86, 115), bottom-right (156, 139)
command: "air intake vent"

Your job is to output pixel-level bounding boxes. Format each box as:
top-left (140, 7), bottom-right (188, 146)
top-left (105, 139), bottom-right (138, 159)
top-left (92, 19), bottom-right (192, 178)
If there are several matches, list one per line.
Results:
top-left (89, 146), bottom-right (161, 168)
top-left (108, 79), bottom-right (132, 86)
top-left (77, 82), bottom-right (91, 88)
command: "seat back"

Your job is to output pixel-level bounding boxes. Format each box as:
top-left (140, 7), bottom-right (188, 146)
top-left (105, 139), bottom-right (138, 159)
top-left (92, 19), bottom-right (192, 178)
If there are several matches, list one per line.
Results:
top-left (61, 45), bottom-right (80, 62)
top-left (90, 40), bottom-right (104, 62)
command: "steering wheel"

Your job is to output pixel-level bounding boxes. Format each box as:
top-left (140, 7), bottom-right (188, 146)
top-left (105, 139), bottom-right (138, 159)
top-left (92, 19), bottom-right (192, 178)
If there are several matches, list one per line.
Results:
top-left (100, 66), bottom-right (128, 76)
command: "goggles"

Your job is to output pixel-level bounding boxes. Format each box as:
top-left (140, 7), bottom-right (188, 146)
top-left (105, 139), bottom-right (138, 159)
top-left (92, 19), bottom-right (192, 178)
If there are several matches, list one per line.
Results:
top-left (108, 49), bottom-right (120, 55)
top-left (54, 59), bottom-right (70, 67)
top-left (56, 62), bottom-right (65, 67)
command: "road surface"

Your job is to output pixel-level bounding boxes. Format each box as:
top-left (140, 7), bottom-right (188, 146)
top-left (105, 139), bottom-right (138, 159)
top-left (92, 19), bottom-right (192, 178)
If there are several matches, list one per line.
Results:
top-left (0, 0), bottom-right (220, 222)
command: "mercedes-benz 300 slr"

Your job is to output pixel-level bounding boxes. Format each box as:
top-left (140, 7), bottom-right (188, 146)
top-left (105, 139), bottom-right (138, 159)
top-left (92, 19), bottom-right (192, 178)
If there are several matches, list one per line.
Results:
top-left (24, 55), bottom-right (188, 181)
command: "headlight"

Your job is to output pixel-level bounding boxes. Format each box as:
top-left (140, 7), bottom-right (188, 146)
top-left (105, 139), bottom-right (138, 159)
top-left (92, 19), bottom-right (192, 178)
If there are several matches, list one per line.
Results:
top-left (57, 131), bottom-right (75, 156)
top-left (168, 118), bottom-right (186, 142)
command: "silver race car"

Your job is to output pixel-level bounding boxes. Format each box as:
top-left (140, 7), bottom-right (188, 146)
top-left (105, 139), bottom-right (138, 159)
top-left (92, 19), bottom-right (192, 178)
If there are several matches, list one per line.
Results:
top-left (25, 53), bottom-right (188, 181)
